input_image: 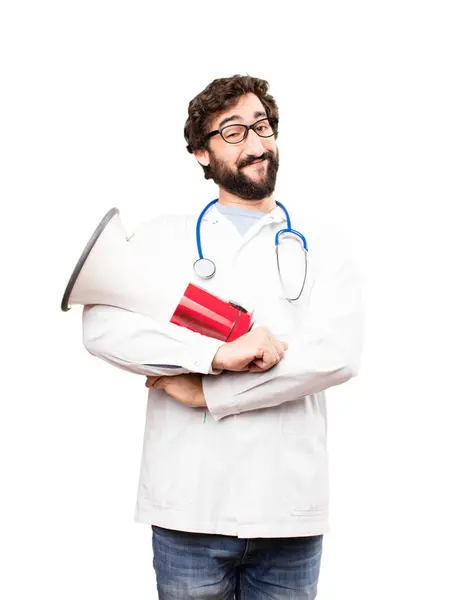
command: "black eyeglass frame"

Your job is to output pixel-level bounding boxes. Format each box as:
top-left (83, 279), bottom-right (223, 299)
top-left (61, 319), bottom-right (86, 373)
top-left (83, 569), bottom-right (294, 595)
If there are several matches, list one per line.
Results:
top-left (205, 117), bottom-right (279, 145)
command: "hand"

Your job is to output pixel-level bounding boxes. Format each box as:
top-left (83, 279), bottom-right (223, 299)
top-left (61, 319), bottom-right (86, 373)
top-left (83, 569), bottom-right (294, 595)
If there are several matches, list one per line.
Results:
top-left (212, 326), bottom-right (288, 373)
top-left (145, 374), bottom-right (206, 408)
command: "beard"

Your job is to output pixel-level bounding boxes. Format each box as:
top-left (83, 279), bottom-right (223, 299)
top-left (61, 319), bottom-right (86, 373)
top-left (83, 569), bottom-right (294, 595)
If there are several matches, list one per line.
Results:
top-left (207, 148), bottom-right (279, 200)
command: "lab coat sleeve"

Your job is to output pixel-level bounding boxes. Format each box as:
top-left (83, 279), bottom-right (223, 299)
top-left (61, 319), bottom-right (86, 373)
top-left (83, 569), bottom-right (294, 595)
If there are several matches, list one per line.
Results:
top-left (82, 304), bottom-right (225, 377)
top-left (202, 226), bottom-right (365, 421)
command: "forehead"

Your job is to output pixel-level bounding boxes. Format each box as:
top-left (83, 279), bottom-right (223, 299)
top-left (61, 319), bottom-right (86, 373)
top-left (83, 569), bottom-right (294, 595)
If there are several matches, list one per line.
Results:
top-left (210, 93), bottom-right (266, 129)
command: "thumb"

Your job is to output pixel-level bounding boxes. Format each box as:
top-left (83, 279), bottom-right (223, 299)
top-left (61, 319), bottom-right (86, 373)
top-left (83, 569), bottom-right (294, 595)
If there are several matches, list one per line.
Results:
top-left (145, 376), bottom-right (163, 388)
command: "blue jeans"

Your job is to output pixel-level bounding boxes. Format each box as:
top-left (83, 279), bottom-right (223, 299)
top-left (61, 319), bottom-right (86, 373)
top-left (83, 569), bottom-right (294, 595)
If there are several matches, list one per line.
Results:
top-left (151, 525), bottom-right (323, 599)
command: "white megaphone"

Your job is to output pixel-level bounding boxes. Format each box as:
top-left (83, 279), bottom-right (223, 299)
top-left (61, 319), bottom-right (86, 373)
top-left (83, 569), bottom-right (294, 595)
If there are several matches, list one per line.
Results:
top-left (61, 208), bottom-right (252, 342)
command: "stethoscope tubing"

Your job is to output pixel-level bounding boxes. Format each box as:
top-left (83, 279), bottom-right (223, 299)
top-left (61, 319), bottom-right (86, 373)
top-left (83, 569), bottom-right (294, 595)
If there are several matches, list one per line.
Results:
top-left (194, 198), bottom-right (308, 300)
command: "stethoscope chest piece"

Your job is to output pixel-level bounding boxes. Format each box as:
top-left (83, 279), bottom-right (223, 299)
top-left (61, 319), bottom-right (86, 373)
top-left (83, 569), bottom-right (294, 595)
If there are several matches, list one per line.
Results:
top-left (193, 257), bottom-right (216, 279)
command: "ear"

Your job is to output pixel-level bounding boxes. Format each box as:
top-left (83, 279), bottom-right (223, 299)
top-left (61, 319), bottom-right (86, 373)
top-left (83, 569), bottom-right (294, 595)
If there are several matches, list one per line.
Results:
top-left (193, 148), bottom-right (210, 167)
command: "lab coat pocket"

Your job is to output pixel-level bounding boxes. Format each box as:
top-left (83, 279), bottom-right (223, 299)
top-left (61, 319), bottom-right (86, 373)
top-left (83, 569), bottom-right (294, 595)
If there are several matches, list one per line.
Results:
top-left (140, 425), bottom-right (204, 510)
top-left (282, 443), bottom-right (329, 514)
top-left (139, 393), bottom-right (206, 510)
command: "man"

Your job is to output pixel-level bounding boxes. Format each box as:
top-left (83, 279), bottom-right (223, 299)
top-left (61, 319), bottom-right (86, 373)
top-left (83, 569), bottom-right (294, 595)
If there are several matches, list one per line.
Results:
top-left (82, 74), bottom-right (364, 599)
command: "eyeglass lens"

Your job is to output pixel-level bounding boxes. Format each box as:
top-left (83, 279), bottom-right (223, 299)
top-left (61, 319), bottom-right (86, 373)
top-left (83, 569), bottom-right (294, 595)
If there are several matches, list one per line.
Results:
top-left (221, 119), bottom-right (274, 143)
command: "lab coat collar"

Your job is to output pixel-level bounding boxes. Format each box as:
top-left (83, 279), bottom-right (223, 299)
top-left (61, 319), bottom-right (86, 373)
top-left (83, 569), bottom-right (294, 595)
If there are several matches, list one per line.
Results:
top-left (200, 201), bottom-right (286, 225)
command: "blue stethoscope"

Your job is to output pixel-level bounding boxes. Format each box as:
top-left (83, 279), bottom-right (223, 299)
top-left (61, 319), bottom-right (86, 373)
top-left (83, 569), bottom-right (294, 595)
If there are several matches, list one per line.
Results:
top-left (193, 199), bottom-right (308, 301)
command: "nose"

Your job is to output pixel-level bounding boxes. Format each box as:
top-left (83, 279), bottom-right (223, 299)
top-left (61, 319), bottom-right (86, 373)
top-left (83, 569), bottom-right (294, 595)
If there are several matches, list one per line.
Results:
top-left (243, 127), bottom-right (266, 157)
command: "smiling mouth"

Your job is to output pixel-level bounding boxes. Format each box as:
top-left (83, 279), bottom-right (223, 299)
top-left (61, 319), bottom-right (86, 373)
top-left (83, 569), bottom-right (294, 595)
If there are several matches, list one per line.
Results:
top-left (243, 159), bottom-right (266, 168)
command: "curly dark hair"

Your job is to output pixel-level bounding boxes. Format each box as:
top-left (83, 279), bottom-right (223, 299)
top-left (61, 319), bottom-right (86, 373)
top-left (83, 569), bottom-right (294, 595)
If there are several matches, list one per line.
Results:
top-left (184, 74), bottom-right (279, 180)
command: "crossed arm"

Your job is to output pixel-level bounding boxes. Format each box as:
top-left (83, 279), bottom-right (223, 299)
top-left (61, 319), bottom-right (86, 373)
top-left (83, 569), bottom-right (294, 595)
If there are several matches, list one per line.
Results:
top-left (82, 304), bottom-right (289, 407)
top-left (82, 227), bottom-right (364, 421)
top-left (142, 324), bottom-right (290, 407)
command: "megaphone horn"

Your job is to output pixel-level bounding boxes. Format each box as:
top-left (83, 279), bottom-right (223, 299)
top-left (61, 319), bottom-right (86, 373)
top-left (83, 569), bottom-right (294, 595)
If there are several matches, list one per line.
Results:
top-left (61, 208), bottom-right (253, 342)
top-left (61, 208), bottom-right (120, 311)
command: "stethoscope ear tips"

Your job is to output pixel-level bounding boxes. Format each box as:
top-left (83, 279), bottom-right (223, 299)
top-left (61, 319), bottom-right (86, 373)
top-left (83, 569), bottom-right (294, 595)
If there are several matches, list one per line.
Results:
top-left (194, 258), bottom-right (217, 279)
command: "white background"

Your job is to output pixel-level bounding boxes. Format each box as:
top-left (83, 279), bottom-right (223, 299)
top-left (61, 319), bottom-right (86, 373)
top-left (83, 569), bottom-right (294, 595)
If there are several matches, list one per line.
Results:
top-left (1, 1), bottom-right (459, 598)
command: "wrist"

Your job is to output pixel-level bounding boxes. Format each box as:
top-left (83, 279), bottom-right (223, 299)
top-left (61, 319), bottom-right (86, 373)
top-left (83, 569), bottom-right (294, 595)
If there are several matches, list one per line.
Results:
top-left (212, 345), bottom-right (226, 370)
top-left (195, 389), bottom-right (207, 408)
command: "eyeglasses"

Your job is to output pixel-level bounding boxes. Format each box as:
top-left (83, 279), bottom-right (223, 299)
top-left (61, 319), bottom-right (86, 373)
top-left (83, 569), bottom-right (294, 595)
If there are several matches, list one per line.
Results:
top-left (206, 117), bottom-right (278, 145)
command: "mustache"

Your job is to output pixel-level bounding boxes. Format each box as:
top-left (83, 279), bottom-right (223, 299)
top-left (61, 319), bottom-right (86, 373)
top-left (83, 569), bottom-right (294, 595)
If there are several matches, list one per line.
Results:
top-left (238, 152), bottom-right (274, 169)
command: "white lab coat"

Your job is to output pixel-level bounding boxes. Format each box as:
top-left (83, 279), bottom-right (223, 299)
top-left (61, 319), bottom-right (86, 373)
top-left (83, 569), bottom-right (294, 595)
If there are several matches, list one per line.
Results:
top-left (82, 202), bottom-right (364, 538)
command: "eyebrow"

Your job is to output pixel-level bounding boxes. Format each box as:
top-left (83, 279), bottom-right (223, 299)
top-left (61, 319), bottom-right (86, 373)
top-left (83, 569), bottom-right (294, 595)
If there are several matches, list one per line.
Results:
top-left (217, 110), bottom-right (267, 129)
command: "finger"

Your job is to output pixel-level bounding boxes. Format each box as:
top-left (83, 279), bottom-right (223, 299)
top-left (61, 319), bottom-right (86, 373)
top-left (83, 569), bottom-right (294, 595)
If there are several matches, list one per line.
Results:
top-left (272, 339), bottom-right (286, 359)
top-left (268, 344), bottom-right (282, 363)
top-left (279, 340), bottom-right (289, 356)
top-left (249, 354), bottom-right (278, 371)
top-left (248, 359), bottom-right (268, 371)
top-left (259, 348), bottom-right (279, 370)
top-left (153, 377), bottom-right (166, 390)
top-left (146, 376), bottom-right (164, 389)
top-left (145, 377), bottom-right (159, 388)
top-left (247, 362), bottom-right (266, 372)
